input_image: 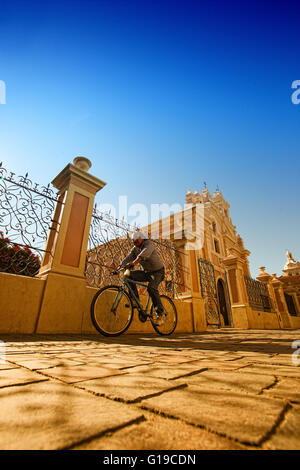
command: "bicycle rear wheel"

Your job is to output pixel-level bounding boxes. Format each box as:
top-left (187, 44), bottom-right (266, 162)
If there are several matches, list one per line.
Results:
top-left (150, 295), bottom-right (178, 336)
top-left (91, 285), bottom-right (134, 337)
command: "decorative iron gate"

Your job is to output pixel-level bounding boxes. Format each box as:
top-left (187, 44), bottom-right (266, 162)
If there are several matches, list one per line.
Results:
top-left (244, 276), bottom-right (272, 312)
top-left (198, 258), bottom-right (220, 327)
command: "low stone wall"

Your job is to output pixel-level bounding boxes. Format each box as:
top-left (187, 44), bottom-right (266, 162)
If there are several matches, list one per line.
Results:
top-left (247, 307), bottom-right (280, 329)
top-left (0, 272), bottom-right (45, 334)
top-left (1, 271), bottom-right (298, 335)
top-left (230, 305), bottom-right (289, 330)
top-left (231, 305), bottom-right (249, 329)
top-left (0, 272), bottom-right (201, 335)
top-left (290, 316), bottom-right (300, 329)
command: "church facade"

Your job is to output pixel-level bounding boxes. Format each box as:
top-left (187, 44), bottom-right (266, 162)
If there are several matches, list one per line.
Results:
top-left (143, 187), bottom-right (300, 330)
top-left (279, 252), bottom-right (300, 319)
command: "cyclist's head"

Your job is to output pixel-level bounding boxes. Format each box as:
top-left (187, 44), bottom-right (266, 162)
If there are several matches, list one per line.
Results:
top-left (132, 231), bottom-right (145, 247)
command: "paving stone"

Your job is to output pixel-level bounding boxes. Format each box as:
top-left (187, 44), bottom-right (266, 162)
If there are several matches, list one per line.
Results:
top-left (1, 329), bottom-right (300, 450)
top-left (183, 359), bottom-right (246, 371)
top-left (0, 362), bottom-right (20, 371)
top-left (74, 412), bottom-right (247, 450)
top-left (151, 357), bottom-right (200, 365)
top-left (237, 355), bottom-right (298, 367)
top-left (0, 381), bottom-right (143, 450)
top-left (76, 374), bottom-right (187, 403)
top-left (88, 358), bottom-right (152, 370)
top-left (231, 351), bottom-right (273, 357)
top-left (241, 364), bottom-right (300, 378)
top-left (265, 405), bottom-right (300, 450)
top-left (141, 386), bottom-right (286, 445)
top-left (216, 354), bottom-right (245, 361)
top-left (178, 369), bottom-right (276, 394)
top-left (38, 364), bottom-right (127, 383)
top-left (4, 353), bottom-right (47, 360)
top-left (125, 364), bottom-right (208, 380)
top-left (268, 355), bottom-right (300, 367)
top-left (0, 368), bottom-right (49, 388)
top-left (263, 377), bottom-right (300, 403)
top-left (200, 350), bottom-right (231, 356)
top-left (79, 352), bottom-right (118, 358)
top-left (7, 358), bottom-right (86, 370)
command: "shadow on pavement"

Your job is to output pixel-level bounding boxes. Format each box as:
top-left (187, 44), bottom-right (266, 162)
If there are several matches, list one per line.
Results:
top-left (1, 328), bottom-right (300, 356)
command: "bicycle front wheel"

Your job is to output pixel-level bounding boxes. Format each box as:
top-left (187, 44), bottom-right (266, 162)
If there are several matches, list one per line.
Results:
top-left (91, 285), bottom-right (134, 337)
top-left (150, 295), bottom-right (178, 336)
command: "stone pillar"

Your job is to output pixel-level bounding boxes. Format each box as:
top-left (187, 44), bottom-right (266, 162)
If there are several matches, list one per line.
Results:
top-left (292, 291), bottom-right (300, 314)
top-left (222, 248), bottom-right (249, 328)
top-left (237, 235), bottom-right (251, 278)
top-left (187, 249), bottom-right (207, 332)
top-left (256, 268), bottom-right (281, 328)
top-left (35, 157), bottom-right (106, 333)
top-left (256, 266), bottom-right (272, 284)
top-left (270, 274), bottom-right (291, 328)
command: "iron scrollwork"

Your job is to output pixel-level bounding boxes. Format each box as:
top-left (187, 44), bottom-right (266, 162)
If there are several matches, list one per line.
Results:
top-left (198, 257), bottom-right (221, 326)
top-left (0, 162), bottom-right (62, 276)
top-left (85, 204), bottom-right (187, 298)
top-left (244, 276), bottom-right (272, 312)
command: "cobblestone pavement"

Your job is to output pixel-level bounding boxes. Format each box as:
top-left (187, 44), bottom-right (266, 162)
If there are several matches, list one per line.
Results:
top-left (0, 328), bottom-right (300, 451)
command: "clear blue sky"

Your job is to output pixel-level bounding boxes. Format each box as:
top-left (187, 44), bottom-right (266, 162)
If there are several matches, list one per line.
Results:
top-left (0, 0), bottom-right (299, 277)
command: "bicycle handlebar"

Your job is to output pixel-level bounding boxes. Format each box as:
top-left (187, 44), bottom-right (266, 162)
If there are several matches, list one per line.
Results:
top-left (111, 266), bottom-right (132, 276)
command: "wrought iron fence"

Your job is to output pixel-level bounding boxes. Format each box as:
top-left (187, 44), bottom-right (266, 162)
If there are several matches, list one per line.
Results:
top-left (244, 276), bottom-right (273, 312)
top-left (85, 204), bottom-right (189, 298)
top-left (0, 162), bottom-right (62, 276)
top-left (198, 257), bottom-right (221, 326)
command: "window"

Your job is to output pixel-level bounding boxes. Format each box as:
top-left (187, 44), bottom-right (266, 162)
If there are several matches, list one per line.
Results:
top-left (212, 222), bottom-right (216, 233)
top-left (284, 293), bottom-right (297, 316)
top-left (214, 239), bottom-right (220, 253)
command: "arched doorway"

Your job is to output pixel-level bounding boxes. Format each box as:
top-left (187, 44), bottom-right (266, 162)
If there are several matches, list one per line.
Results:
top-left (217, 278), bottom-right (230, 326)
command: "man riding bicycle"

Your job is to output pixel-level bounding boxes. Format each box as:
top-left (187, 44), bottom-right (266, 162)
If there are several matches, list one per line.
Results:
top-left (117, 231), bottom-right (165, 321)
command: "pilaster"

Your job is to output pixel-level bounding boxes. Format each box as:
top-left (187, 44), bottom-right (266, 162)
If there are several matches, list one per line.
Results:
top-left (35, 157), bottom-right (106, 333)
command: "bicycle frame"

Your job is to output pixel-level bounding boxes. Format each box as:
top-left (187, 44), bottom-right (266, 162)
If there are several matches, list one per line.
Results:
top-left (110, 277), bottom-right (151, 316)
top-left (123, 277), bottom-right (153, 316)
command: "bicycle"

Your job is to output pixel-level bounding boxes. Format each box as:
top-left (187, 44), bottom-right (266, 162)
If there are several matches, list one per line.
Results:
top-left (90, 269), bottom-right (178, 337)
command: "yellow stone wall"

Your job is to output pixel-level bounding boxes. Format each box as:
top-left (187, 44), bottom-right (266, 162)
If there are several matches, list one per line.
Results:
top-left (0, 272), bottom-right (45, 333)
top-left (0, 271), bottom-right (200, 335)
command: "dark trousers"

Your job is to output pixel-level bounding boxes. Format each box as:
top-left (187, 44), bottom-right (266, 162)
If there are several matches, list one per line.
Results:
top-left (129, 268), bottom-right (165, 311)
